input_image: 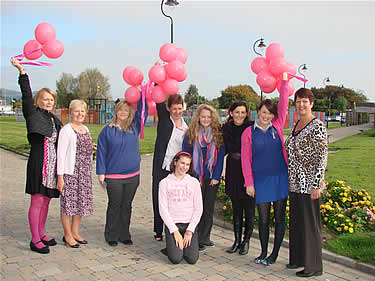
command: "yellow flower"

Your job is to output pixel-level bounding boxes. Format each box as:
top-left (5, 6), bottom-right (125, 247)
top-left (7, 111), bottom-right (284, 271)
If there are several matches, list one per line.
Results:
top-left (322, 209), bottom-right (326, 213)
top-left (286, 207), bottom-right (290, 211)
top-left (338, 214), bottom-right (344, 218)
top-left (342, 198), bottom-right (347, 203)
top-left (270, 209), bottom-right (274, 213)
top-left (324, 217), bottom-right (328, 222)
top-left (337, 227), bottom-right (342, 232)
top-left (349, 223), bottom-right (353, 227)
top-left (223, 206), bottom-right (227, 210)
top-left (367, 202), bottom-right (371, 206)
top-left (358, 192), bottom-right (363, 196)
top-left (349, 228), bottom-right (354, 233)
top-left (344, 193), bottom-right (348, 197)
top-left (344, 226), bottom-right (349, 231)
top-left (364, 197), bottom-right (367, 201)
top-left (368, 196), bottom-right (371, 200)
top-left (346, 219), bottom-right (350, 222)
top-left (334, 221), bottom-right (337, 225)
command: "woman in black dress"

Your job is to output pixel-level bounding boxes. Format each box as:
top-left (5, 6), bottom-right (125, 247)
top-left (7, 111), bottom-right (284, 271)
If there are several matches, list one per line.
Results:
top-left (223, 101), bottom-right (255, 255)
top-left (11, 58), bottom-right (63, 254)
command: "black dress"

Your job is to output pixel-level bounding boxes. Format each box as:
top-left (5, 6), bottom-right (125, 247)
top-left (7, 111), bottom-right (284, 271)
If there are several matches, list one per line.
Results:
top-left (19, 74), bottom-right (62, 198)
top-left (223, 120), bottom-right (253, 200)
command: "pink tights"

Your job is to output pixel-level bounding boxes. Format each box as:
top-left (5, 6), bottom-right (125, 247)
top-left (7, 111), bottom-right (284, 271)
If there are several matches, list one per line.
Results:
top-left (28, 194), bottom-right (51, 248)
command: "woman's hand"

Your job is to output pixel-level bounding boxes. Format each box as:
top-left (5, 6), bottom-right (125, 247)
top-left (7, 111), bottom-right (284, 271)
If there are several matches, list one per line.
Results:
top-left (183, 231), bottom-right (193, 248)
top-left (10, 58), bottom-right (25, 74)
top-left (282, 72), bottom-right (288, 81)
top-left (209, 179), bottom-right (219, 186)
top-left (173, 231), bottom-right (184, 250)
top-left (311, 189), bottom-right (321, 200)
top-left (97, 175), bottom-right (105, 185)
top-left (246, 186), bottom-right (255, 198)
top-left (56, 175), bottom-right (64, 193)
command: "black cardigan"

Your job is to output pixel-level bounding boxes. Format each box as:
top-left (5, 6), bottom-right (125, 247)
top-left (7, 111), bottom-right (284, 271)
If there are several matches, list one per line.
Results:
top-left (152, 102), bottom-right (174, 178)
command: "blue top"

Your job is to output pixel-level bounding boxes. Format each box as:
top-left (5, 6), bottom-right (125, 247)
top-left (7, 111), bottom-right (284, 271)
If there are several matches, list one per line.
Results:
top-left (96, 99), bottom-right (147, 176)
top-left (251, 125), bottom-right (288, 204)
top-left (182, 136), bottom-right (225, 181)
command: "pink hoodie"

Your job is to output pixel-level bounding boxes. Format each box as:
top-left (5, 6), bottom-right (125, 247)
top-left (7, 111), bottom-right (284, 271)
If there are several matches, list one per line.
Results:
top-left (159, 173), bottom-right (203, 234)
top-left (241, 80), bottom-right (289, 187)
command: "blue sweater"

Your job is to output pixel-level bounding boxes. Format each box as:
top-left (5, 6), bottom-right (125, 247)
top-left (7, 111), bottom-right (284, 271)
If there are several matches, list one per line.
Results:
top-left (96, 99), bottom-right (147, 175)
top-left (182, 136), bottom-right (225, 181)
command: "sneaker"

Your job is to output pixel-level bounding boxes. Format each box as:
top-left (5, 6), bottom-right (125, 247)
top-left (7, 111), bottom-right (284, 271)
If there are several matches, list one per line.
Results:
top-left (198, 244), bottom-right (206, 251)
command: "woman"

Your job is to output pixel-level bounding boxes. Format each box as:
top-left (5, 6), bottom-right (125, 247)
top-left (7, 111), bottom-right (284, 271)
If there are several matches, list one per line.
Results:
top-left (182, 104), bottom-right (225, 252)
top-left (223, 101), bottom-right (255, 255)
top-left (57, 100), bottom-right (93, 248)
top-left (96, 99), bottom-right (147, 246)
top-left (11, 58), bottom-right (63, 254)
top-left (241, 72), bottom-right (289, 265)
top-left (152, 94), bottom-right (188, 241)
top-left (285, 88), bottom-right (328, 277)
top-left (159, 151), bottom-right (203, 264)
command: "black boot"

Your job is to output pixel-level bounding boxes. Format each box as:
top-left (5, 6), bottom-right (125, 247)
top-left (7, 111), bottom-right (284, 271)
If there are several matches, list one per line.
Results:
top-left (226, 214), bottom-right (242, 253)
top-left (239, 218), bottom-right (254, 255)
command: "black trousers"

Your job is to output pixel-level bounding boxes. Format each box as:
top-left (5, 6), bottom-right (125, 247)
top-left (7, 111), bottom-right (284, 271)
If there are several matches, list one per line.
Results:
top-left (104, 176), bottom-right (139, 242)
top-left (165, 223), bottom-right (199, 264)
top-left (289, 192), bottom-right (322, 273)
top-left (198, 178), bottom-right (219, 245)
top-left (152, 169), bottom-right (170, 235)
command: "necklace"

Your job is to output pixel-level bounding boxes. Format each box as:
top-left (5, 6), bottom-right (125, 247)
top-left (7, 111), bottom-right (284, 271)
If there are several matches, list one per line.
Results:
top-left (71, 123), bottom-right (86, 133)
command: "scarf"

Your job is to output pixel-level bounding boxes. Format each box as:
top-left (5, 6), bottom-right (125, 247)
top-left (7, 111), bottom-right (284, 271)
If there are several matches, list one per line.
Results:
top-left (42, 122), bottom-right (57, 189)
top-left (193, 126), bottom-right (218, 183)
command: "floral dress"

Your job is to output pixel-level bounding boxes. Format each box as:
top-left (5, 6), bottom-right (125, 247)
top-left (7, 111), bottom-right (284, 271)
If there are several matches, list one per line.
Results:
top-left (60, 130), bottom-right (93, 216)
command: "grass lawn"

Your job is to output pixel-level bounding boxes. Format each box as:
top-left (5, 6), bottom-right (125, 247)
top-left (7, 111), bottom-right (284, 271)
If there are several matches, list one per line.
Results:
top-left (0, 116), bottom-right (156, 155)
top-left (326, 129), bottom-right (375, 197)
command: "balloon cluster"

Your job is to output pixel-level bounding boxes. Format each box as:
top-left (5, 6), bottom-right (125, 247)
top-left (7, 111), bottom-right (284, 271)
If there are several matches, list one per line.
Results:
top-left (123, 43), bottom-right (188, 115)
top-left (23, 22), bottom-right (64, 60)
top-left (251, 43), bottom-right (295, 96)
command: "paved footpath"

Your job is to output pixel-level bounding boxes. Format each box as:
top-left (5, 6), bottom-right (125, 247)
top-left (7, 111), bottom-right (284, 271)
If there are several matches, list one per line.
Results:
top-left (1, 124), bottom-right (374, 281)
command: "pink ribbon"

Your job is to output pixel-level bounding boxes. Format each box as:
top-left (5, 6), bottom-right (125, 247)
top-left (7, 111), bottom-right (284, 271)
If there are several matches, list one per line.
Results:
top-left (12, 48), bottom-right (53, 67)
top-left (139, 81), bottom-right (151, 139)
top-left (287, 72), bottom-right (308, 83)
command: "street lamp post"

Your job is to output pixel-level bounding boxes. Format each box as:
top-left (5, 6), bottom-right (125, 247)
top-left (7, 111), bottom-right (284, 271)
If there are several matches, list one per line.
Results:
top-left (252, 38), bottom-right (267, 101)
top-left (323, 77), bottom-right (330, 127)
top-left (161, 0), bottom-right (179, 44)
top-left (298, 64), bottom-right (307, 88)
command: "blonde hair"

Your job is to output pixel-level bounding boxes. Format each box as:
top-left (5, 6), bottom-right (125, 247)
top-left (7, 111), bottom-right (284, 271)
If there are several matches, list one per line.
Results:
top-left (185, 104), bottom-right (223, 149)
top-left (107, 99), bottom-right (135, 132)
top-left (34, 88), bottom-right (56, 108)
top-left (69, 99), bottom-right (88, 114)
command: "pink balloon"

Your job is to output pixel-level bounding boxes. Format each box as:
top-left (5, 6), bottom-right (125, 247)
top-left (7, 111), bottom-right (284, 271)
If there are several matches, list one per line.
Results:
top-left (124, 87), bottom-right (141, 104)
top-left (159, 43), bottom-right (177, 63)
top-left (175, 68), bottom-right (187, 82)
top-left (23, 40), bottom-right (43, 60)
top-left (175, 47), bottom-right (188, 64)
top-left (256, 71), bottom-right (277, 93)
top-left (276, 79), bottom-right (295, 97)
top-left (269, 57), bottom-right (288, 77)
top-left (127, 68), bottom-right (144, 86)
top-left (250, 57), bottom-right (269, 75)
top-left (165, 60), bottom-right (186, 80)
top-left (161, 78), bottom-right (179, 95)
top-left (265, 43), bottom-right (284, 62)
top-left (284, 62), bottom-right (297, 76)
top-left (147, 100), bottom-right (157, 115)
top-left (42, 39), bottom-right (64, 59)
top-left (148, 65), bottom-right (166, 84)
top-left (151, 85), bottom-right (167, 103)
top-left (122, 66), bottom-right (137, 84)
top-left (35, 22), bottom-right (56, 44)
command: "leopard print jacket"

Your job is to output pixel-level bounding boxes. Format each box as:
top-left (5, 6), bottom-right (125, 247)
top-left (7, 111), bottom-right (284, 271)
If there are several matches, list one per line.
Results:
top-left (285, 118), bottom-right (328, 194)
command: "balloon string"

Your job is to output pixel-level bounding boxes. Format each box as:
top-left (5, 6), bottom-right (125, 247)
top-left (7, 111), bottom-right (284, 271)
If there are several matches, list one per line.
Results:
top-left (287, 72), bottom-right (308, 83)
top-left (140, 82), bottom-right (147, 139)
top-left (11, 47), bottom-right (53, 67)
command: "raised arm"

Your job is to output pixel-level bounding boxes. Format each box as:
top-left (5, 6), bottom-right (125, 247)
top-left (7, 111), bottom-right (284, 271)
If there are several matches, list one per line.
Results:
top-left (273, 72), bottom-right (289, 129)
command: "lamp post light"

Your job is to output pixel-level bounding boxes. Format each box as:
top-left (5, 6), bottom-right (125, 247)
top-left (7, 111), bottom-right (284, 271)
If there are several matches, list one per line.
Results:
top-left (252, 38), bottom-right (267, 101)
top-left (161, 0), bottom-right (179, 44)
top-left (298, 64), bottom-right (308, 88)
top-left (323, 77), bottom-right (330, 127)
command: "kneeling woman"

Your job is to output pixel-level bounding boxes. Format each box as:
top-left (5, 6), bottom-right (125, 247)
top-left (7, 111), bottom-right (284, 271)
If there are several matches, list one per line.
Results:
top-left (159, 152), bottom-right (203, 264)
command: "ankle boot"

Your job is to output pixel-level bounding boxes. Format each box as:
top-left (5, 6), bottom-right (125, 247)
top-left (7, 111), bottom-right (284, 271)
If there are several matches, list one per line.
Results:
top-left (226, 214), bottom-right (242, 253)
top-left (239, 219), bottom-right (253, 255)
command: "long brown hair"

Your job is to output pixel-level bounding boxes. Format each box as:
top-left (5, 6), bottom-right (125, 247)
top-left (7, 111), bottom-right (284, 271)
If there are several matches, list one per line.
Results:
top-left (185, 104), bottom-right (223, 149)
top-left (107, 100), bottom-right (135, 132)
top-left (169, 151), bottom-right (194, 176)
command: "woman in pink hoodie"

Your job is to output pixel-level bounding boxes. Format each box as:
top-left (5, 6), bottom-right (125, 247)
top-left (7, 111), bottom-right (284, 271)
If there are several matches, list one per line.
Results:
top-left (159, 152), bottom-right (203, 264)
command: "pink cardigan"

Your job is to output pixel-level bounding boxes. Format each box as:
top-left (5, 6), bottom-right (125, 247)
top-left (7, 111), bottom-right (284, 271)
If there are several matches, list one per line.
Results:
top-left (241, 80), bottom-right (289, 187)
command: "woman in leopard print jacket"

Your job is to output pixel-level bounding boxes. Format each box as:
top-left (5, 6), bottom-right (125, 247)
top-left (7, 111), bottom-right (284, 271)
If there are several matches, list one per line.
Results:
top-left (285, 88), bottom-right (328, 278)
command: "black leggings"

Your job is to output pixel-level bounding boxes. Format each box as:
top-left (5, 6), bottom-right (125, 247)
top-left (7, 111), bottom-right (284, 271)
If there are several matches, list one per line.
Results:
top-left (257, 197), bottom-right (287, 261)
top-left (232, 198), bottom-right (256, 231)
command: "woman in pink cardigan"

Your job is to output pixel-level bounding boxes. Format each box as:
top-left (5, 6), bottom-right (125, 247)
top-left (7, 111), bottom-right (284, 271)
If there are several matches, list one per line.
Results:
top-left (241, 72), bottom-right (289, 266)
top-left (159, 151), bottom-right (203, 264)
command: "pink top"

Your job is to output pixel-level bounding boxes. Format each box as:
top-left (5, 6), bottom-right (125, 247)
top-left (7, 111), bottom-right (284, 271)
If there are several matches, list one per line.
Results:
top-left (105, 171), bottom-right (140, 179)
top-left (159, 173), bottom-right (203, 234)
top-left (241, 80), bottom-right (289, 187)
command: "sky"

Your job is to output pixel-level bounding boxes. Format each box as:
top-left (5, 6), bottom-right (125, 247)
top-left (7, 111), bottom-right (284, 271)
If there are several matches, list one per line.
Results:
top-left (1, 0), bottom-right (375, 103)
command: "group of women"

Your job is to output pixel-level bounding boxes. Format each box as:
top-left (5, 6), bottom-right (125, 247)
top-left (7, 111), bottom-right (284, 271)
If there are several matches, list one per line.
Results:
top-left (12, 57), bottom-right (327, 277)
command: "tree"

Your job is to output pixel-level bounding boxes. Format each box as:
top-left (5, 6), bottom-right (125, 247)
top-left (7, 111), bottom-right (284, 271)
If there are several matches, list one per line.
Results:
top-left (77, 68), bottom-right (112, 102)
top-left (56, 73), bottom-right (78, 108)
top-left (218, 84), bottom-right (260, 110)
top-left (184, 84), bottom-right (207, 109)
top-left (334, 96), bottom-right (348, 112)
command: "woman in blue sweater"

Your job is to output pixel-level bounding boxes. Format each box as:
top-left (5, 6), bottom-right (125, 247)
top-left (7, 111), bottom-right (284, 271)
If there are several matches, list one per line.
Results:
top-left (182, 104), bottom-right (225, 251)
top-left (96, 99), bottom-right (147, 246)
